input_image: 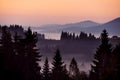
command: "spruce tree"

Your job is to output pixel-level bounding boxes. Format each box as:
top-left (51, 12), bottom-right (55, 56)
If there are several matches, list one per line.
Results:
top-left (42, 57), bottom-right (50, 80)
top-left (51, 49), bottom-right (68, 80)
top-left (112, 43), bottom-right (120, 80)
top-left (0, 27), bottom-right (5, 79)
top-left (1, 26), bottom-right (14, 68)
top-left (90, 30), bottom-right (112, 80)
top-left (23, 27), bottom-right (42, 80)
top-left (0, 26), bottom-right (19, 80)
top-left (13, 32), bottom-right (22, 57)
top-left (13, 32), bottom-right (25, 80)
top-left (62, 64), bottom-right (70, 80)
top-left (69, 57), bottom-right (80, 80)
top-left (60, 31), bottom-right (64, 40)
top-left (79, 71), bottom-right (88, 80)
top-left (72, 33), bottom-right (75, 40)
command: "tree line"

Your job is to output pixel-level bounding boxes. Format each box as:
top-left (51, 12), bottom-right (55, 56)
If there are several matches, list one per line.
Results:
top-left (0, 25), bottom-right (45, 40)
top-left (60, 31), bottom-right (96, 40)
top-left (0, 25), bottom-right (120, 80)
top-left (60, 31), bottom-right (120, 40)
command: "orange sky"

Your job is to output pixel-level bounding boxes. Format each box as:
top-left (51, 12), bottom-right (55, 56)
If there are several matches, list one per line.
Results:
top-left (0, 0), bottom-right (120, 26)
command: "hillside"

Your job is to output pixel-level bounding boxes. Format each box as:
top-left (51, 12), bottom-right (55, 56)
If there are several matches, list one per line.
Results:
top-left (62, 17), bottom-right (120, 35)
top-left (32, 17), bottom-right (120, 37)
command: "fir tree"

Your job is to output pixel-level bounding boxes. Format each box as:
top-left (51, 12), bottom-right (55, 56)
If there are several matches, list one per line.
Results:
top-left (79, 32), bottom-right (88, 39)
top-left (51, 49), bottom-right (68, 80)
top-left (0, 26), bottom-right (21, 80)
top-left (79, 71), bottom-right (88, 80)
top-left (62, 64), bottom-right (70, 80)
top-left (72, 33), bottom-right (75, 39)
top-left (60, 31), bottom-right (64, 40)
top-left (23, 27), bottom-right (42, 80)
top-left (112, 43), bottom-right (120, 80)
top-left (69, 57), bottom-right (80, 80)
top-left (1, 26), bottom-right (14, 69)
top-left (13, 32), bottom-right (21, 56)
top-left (90, 30), bottom-right (112, 80)
top-left (13, 32), bottom-right (25, 80)
top-left (42, 57), bottom-right (50, 80)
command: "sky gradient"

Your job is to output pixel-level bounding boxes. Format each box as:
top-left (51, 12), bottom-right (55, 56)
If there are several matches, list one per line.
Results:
top-left (0, 0), bottom-right (120, 26)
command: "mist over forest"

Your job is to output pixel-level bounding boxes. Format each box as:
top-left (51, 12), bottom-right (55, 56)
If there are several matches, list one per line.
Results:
top-left (0, 21), bottom-right (120, 80)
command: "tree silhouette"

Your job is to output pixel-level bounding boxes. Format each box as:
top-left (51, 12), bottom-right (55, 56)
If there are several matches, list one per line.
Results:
top-left (62, 64), bottom-right (70, 80)
top-left (79, 71), bottom-right (88, 80)
top-left (69, 57), bottom-right (80, 80)
top-left (23, 27), bottom-right (42, 80)
top-left (0, 26), bottom-right (22, 80)
top-left (72, 33), bottom-right (75, 39)
top-left (60, 31), bottom-right (69, 40)
top-left (88, 33), bottom-right (96, 40)
top-left (112, 43), bottom-right (120, 80)
top-left (79, 32), bottom-right (88, 39)
top-left (89, 30), bottom-right (112, 80)
top-left (13, 31), bottom-right (25, 80)
top-left (51, 49), bottom-right (69, 80)
top-left (42, 57), bottom-right (50, 80)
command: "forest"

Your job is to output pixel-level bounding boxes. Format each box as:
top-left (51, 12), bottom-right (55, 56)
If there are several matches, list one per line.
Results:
top-left (0, 25), bottom-right (120, 80)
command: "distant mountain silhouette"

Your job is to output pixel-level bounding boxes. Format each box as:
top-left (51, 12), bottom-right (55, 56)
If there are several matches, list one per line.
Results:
top-left (32, 20), bottom-right (100, 33)
top-left (100, 17), bottom-right (120, 35)
top-left (32, 17), bottom-right (120, 36)
top-left (60, 21), bottom-right (100, 33)
top-left (61, 21), bottom-right (100, 33)
top-left (61, 17), bottom-right (120, 36)
top-left (63, 20), bottom-right (100, 28)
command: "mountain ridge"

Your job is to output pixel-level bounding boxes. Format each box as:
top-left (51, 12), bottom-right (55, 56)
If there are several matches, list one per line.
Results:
top-left (61, 17), bottom-right (120, 36)
top-left (31, 17), bottom-right (120, 36)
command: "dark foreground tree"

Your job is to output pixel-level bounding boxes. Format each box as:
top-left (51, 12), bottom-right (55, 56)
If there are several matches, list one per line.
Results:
top-left (89, 30), bottom-right (112, 80)
top-left (51, 49), bottom-right (69, 80)
top-left (79, 71), bottom-right (88, 80)
top-left (0, 26), bottom-right (22, 80)
top-left (42, 57), bottom-right (50, 80)
top-left (112, 43), bottom-right (120, 80)
top-left (23, 27), bottom-right (42, 80)
top-left (69, 58), bottom-right (80, 80)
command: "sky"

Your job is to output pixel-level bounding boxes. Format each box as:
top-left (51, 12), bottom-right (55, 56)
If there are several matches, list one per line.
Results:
top-left (0, 0), bottom-right (120, 26)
